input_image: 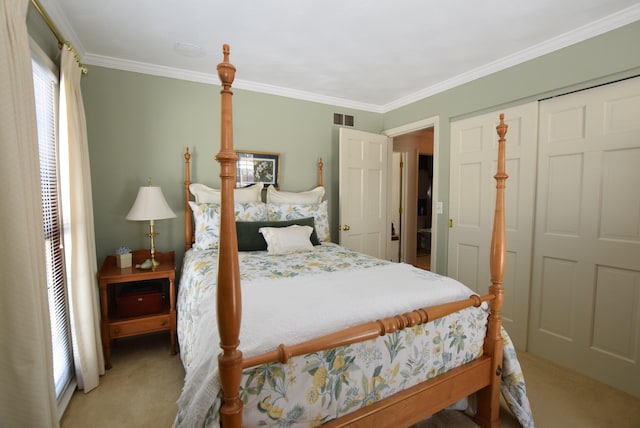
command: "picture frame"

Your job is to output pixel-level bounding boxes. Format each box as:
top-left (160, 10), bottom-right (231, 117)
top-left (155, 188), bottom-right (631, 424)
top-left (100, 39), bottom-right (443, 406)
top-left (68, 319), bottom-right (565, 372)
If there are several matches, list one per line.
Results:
top-left (236, 151), bottom-right (280, 188)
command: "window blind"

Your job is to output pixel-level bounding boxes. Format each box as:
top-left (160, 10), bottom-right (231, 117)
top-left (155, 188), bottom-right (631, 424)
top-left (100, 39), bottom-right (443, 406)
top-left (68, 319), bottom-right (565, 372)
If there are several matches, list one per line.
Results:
top-left (32, 56), bottom-right (74, 400)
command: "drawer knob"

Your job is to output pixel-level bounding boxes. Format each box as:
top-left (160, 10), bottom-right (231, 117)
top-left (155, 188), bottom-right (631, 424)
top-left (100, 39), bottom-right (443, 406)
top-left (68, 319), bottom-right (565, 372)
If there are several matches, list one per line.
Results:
top-left (161, 321), bottom-right (167, 327)
top-left (114, 328), bottom-right (121, 334)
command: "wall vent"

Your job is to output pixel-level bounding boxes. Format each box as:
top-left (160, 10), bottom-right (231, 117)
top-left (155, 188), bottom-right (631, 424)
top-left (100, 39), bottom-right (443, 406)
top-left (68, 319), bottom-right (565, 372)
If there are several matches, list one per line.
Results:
top-left (345, 115), bottom-right (354, 127)
top-left (334, 113), bottom-right (354, 127)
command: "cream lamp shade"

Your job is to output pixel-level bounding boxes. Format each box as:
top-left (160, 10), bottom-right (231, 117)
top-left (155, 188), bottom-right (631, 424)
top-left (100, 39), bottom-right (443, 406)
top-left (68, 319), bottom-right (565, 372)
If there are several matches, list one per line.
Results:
top-left (126, 186), bottom-right (176, 221)
top-left (126, 185), bottom-right (176, 268)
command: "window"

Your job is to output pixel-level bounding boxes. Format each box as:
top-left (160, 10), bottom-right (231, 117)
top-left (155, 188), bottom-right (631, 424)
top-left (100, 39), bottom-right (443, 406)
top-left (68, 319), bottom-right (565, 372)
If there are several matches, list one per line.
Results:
top-left (32, 45), bottom-right (75, 408)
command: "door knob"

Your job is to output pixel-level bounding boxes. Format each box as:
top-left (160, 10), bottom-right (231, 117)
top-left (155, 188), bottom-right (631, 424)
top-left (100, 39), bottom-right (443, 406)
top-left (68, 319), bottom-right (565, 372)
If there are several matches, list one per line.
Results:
top-left (340, 225), bottom-right (351, 231)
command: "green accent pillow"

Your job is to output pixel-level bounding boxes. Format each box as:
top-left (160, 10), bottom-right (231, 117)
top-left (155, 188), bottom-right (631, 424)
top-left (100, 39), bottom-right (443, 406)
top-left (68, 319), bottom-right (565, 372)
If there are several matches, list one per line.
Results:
top-left (236, 217), bottom-right (320, 251)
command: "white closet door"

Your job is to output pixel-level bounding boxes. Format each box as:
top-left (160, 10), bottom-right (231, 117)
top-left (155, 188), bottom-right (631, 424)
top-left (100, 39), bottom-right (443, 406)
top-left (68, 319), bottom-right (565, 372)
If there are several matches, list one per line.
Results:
top-left (449, 103), bottom-right (538, 349)
top-left (529, 76), bottom-right (640, 398)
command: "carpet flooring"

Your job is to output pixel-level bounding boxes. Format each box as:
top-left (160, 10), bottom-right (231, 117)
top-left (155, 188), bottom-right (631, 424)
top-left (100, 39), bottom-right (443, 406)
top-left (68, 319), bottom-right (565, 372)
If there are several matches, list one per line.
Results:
top-left (60, 332), bottom-right (640, 427)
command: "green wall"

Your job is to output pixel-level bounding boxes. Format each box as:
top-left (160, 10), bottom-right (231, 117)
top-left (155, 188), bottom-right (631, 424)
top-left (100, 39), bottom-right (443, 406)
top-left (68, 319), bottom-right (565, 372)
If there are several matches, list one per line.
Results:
top-left (26, 4), bottom-right (59, 63)
top-left (384, 20), bottom-right (640, 273)
top-left (76, 20), bottom-right (640, 275)
top-left (81, 68), bottom-right (383, 270)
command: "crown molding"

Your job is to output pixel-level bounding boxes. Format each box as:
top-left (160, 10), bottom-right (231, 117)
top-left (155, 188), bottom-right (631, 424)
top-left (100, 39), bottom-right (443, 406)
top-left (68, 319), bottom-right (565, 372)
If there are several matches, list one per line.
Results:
top-left (72, 3), bottom-right (640, 113)
top-left (382, 4), bottom-right (640, 112)
top-left (82, 53), bottom-right (385, 113)
top-left (82, 53), bottom-right (218, 83)
top-left (230, 80), bottom-right (384, 113)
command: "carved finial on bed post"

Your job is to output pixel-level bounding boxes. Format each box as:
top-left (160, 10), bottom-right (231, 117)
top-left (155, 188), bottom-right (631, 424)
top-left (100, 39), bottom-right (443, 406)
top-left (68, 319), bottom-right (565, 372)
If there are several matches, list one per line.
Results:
top-left (318, 157), bottom-right (324, 186)
top-left (476, 113), bottom-right (508, 428)
top-left (218, 43), bottom-right (235, 92)
top-left (215, 44), bottom-right (243, 428)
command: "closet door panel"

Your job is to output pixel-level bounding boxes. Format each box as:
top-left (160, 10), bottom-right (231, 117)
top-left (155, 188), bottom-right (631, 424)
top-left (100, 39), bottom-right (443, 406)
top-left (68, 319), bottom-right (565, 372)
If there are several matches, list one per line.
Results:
top-left (529, 76), bottom-right (640, 398)
top-left (449, 102), bottom-right (538, 349)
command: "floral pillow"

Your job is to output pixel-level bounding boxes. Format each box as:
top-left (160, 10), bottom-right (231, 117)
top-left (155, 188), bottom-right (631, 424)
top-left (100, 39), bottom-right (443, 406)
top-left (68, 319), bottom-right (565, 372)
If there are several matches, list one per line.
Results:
top-left (234, 201), bottom-right (268, 221)
top-left (189, 201), bottom-right (268, 250)
top-left (267, 200), bottom-right (330, 242)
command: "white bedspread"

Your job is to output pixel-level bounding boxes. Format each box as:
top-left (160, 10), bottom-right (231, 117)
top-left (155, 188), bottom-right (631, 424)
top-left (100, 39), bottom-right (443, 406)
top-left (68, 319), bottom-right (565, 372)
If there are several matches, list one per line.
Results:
top-left (242, 263), bottom-right (477, 357)
top-left (178, 262), bottom-right (480, 427)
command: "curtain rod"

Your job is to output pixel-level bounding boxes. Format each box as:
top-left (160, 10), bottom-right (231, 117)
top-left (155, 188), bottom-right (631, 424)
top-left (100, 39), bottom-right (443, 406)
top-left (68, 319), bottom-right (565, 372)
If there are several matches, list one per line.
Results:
top-left (31, 0), bottom-right (88, 74)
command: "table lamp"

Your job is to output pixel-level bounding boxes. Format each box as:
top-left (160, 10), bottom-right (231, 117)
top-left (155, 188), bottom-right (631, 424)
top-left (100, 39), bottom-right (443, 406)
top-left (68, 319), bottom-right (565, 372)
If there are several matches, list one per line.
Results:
top-left (126, 183), bottom-right (176, 268)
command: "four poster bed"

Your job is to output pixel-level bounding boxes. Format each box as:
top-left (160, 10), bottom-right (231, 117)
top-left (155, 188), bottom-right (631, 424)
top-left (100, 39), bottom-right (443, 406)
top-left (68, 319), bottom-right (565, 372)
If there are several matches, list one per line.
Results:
top-left (174, 45), bottom-right (533, 428)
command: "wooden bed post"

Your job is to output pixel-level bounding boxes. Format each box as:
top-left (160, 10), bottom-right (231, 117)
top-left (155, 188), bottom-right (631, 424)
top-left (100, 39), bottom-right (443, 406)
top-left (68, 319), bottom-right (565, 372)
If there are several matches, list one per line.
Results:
top-left (475, 114), bottom-right (508, 428)
top-left (216, 44), bottom-right (243, 428)
top-left (184, 148), bottom-right (192, 250)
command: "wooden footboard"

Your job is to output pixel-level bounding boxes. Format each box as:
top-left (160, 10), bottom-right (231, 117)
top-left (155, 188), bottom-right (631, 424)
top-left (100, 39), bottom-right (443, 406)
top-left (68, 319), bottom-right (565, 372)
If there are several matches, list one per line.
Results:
top-left (204, 45), bottom-right (507, 428)
top-left (323, 356), bottom-right (494, 427)
top-left (242, 293), bottom-right (491, 368)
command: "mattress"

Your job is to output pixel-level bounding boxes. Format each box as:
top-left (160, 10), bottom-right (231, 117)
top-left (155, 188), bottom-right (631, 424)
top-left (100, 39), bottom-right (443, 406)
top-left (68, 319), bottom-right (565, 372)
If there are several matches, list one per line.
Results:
top-left (174, 243), bottom-right (533, 427)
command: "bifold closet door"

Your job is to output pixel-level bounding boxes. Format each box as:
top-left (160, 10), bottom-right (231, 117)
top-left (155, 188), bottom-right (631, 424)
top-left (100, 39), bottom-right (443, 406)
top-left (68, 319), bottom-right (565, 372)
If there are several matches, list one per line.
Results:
top-left (448, 103), bottom-right (538, 350)
top-left (529, 76), bottom-right (640, 398)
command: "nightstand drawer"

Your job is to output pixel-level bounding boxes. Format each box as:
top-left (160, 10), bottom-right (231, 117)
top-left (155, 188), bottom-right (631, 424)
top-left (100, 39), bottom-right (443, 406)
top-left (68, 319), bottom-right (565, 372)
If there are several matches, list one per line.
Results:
top-left (117, 290), bottom-right (164, 318)
top-left (109, 315), bottom-right (171, 338)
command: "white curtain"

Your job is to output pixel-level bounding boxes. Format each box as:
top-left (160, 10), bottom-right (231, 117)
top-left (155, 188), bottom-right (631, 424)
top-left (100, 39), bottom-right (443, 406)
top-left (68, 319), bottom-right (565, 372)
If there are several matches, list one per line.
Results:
top-left (0, 0), bottom-right (59, 426)
top-left (59, 47), bottom-right (105, 392)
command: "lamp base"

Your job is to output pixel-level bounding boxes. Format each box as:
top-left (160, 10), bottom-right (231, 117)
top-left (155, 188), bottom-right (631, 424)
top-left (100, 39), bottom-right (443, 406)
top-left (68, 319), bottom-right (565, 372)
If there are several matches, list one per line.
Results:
top-left (149, 220), bottom-right (160, 270)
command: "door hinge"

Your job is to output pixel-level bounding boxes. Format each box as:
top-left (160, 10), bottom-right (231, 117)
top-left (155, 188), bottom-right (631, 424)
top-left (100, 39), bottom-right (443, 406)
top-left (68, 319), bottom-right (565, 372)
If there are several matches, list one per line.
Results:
top-left (449, 219), bottom-right (453, 228)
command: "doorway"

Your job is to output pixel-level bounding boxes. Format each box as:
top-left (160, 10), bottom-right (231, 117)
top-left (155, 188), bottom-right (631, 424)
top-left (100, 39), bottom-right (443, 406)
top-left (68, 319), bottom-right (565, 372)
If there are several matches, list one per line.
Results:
top-left (416, 154), bottom-right (433, 270)
top-left (391, 127), bottom-right (434, 270)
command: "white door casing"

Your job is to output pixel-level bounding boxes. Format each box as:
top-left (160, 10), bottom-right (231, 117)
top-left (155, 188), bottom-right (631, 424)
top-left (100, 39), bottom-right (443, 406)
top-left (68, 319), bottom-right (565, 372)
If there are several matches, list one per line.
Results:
top-left (339, 128), bottom-right (390, 259)
top-left (448, 103), bottom-right (538, 349)
top-left (529, 77), bottom-right (640, 398)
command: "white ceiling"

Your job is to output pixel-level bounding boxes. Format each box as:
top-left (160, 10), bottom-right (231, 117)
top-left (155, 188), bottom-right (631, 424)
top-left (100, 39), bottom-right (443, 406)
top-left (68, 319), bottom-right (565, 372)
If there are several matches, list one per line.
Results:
top-left (41, 0), bottom-right (640, 113)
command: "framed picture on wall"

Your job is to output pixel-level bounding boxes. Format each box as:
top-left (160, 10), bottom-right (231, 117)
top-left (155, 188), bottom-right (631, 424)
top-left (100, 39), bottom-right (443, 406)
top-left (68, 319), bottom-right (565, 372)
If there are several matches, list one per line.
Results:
top-left (236, 151), bottom-right (280, 188)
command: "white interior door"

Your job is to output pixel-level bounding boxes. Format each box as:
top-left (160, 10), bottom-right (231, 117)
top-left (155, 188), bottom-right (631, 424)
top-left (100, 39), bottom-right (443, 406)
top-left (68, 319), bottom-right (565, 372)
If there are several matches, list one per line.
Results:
top-left (448, 103), bottom-right (538, 349)
top-left (529, 76), bottom-right (640, 398)
top-left (339, 128), bottom-right (390, 259)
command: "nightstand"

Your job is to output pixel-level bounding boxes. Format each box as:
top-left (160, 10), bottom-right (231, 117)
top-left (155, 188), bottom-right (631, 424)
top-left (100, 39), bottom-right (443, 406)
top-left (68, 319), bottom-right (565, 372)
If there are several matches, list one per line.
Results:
top-left (98, 249), bottom-right (176, 369)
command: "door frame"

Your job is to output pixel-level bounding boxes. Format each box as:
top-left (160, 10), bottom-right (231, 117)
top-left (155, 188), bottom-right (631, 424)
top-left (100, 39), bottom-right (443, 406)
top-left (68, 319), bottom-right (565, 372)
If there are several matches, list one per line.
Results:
top-left (384, 116), bottom-right (440, 269)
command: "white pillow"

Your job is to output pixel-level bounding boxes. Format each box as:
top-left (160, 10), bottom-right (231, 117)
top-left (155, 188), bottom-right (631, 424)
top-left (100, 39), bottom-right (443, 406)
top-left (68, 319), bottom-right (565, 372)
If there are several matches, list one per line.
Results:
top-left (266, 185), bottom-right (324, 204)
top-left (259, 225), bottom-right (314, 255)
top-left (189, 182), bottom-right (263, 204)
